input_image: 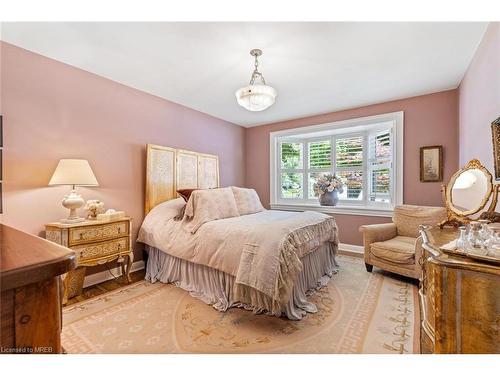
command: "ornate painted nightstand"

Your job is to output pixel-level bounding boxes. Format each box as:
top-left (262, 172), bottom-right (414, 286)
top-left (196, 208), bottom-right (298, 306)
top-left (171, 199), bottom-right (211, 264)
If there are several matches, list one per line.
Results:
top-left (45, 217), bottom-right (133, 304)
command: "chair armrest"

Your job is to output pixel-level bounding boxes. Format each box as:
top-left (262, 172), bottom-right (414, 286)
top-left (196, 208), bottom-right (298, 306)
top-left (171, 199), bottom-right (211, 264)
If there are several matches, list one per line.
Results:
top-left (359, 223), bottom-right (398, 244)
top-left (359, 223), bottom-right (398, 262)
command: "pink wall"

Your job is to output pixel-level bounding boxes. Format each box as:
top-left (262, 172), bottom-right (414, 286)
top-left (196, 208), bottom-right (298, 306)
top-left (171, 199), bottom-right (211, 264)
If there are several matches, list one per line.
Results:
top-left (459, 22), bottom-right (500, 172)
top-left (245, 90), bottom-right (459, 245)
top-left (0, 42), bottom-right (245, 266)
top-left (0, 39), bottom-right (465, 252)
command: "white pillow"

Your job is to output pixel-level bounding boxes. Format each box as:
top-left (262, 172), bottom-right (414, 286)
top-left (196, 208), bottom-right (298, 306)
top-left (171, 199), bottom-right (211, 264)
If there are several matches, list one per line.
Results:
top-left (231, 186), bottom-right (265, 215)
top-left (184, 187), bottom-right (240, 233)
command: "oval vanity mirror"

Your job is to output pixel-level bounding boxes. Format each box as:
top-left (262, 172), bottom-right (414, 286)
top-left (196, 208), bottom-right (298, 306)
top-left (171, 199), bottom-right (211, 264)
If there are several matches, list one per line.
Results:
top-left (441, 159), bottom-right (498, 227)
top-left (450, 167), bottom-right (492, 214)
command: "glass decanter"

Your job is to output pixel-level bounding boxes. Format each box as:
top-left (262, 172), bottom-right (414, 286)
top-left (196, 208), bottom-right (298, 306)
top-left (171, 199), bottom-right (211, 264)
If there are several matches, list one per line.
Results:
top-left (466, 221), bottom-right (485, 255)
top-left (456, 226), bottom-right (468, 253)
top-left (485, 224), bottom-right (500, 258)
top-left (478, 219), bottom-right (491, 247)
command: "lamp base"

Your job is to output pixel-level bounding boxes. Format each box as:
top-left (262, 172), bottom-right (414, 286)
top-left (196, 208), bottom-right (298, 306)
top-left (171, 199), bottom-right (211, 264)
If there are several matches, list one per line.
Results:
top-left (61, 189), bottom-right (85, 223)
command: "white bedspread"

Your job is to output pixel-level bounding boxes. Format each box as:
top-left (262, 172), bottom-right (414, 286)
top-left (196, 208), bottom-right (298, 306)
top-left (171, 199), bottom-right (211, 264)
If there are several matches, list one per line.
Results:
top-left (137, 209), bottom-right (338, 313)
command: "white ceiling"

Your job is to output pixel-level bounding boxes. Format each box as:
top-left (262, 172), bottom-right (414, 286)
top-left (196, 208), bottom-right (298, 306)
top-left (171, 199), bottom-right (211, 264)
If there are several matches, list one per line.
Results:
top-left (0, 22), bottom-right (487, 127)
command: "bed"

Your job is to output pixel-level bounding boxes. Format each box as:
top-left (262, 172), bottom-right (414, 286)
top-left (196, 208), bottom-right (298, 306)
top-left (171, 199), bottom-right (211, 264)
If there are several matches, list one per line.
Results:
top-left (138, 144), bottom-right (339, 320)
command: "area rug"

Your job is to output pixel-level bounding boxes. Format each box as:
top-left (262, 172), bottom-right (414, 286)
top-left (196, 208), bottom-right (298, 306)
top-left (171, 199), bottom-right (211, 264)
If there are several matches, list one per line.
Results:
top-left (62, 255), bottom-right (420, 354)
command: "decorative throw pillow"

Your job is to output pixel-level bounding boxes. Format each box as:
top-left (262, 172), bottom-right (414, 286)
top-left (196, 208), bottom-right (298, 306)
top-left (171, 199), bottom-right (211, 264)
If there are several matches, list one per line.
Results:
top-left (177, 188), bottom-right (198, 202)
top-left (231, 186), bottom-right (265, 215)
top-left (184, 187), bottom-right (240, 233)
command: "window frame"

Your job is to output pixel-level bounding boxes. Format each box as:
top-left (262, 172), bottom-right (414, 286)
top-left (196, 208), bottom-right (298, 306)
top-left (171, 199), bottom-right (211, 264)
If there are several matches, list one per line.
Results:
top-left (270, 111), bottom-right (404, 217)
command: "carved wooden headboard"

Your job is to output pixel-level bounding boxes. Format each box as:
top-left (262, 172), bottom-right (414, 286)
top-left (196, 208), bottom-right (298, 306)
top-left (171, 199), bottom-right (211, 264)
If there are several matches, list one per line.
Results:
top-left (145, 144), bottom-right (220, 214)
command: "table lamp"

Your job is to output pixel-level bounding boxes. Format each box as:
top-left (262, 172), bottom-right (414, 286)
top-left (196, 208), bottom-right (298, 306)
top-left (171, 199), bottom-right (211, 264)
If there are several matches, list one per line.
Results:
top-left (48, 159), bottom-right (99, 223)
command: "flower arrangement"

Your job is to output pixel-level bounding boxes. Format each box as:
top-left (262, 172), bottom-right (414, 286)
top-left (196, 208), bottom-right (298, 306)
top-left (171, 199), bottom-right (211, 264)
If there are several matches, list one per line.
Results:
top-left (84, 199), bottom-right (105, 220)
top-left (313, 173), bottom-right (344, 196)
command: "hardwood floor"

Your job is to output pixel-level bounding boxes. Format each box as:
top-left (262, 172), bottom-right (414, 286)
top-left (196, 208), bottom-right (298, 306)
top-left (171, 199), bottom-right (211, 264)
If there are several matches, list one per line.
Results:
top-left (65, 269), bottom-right (146, 306)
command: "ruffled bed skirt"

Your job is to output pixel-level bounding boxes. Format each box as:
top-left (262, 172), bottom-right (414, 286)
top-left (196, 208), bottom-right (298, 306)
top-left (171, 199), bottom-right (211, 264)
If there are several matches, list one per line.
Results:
top-left (145, 242), bottom-right (338, 320)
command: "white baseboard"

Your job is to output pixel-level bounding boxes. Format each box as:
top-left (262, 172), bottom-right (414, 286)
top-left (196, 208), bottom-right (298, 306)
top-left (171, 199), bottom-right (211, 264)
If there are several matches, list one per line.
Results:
top-left (338, 243), bottom-right (364, 258)
top-left (82, 260), bottom-right (145, 288)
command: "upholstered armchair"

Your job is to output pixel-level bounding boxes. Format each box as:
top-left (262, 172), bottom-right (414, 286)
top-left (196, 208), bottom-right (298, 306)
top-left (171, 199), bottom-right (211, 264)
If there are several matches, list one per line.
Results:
top-left (359, 205), bottom-right (447, 279)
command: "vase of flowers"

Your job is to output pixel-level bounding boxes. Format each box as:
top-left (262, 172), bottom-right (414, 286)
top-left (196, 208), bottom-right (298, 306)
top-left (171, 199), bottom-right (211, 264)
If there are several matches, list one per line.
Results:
top-left (313, 174), bottom-right (344, 206)
top-left (84, 199), bottom-right (105, 220)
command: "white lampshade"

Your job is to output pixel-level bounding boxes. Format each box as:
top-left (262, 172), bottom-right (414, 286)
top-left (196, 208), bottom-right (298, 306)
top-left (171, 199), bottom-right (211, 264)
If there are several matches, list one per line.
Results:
top-left (48, 159), bottom-right (99, 187)
top-left (235, 84), bottom-right (277, 112)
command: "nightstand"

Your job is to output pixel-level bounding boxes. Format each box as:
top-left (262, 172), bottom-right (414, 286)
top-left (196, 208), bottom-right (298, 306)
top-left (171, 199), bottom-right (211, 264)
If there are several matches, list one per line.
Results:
top-left (45, 217), bottom-right (133, 304)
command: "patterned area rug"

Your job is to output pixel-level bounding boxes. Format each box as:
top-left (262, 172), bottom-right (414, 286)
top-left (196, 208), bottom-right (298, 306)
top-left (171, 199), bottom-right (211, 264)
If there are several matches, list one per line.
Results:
top-left (62, 255), bottom-right (420, 354)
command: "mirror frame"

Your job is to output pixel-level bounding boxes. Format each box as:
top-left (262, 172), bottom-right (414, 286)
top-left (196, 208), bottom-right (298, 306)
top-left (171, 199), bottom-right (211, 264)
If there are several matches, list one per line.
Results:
top-left (441, 159), bottom-right (499, 228)
top-left (446, 159), bottom-right (493, 216)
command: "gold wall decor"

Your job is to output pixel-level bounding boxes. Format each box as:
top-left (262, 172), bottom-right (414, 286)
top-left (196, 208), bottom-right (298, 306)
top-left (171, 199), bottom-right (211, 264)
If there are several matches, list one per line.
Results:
top-left (145, 144), bottom-right (220, 214)
top-left (491, 116), bottom-right (500, 181)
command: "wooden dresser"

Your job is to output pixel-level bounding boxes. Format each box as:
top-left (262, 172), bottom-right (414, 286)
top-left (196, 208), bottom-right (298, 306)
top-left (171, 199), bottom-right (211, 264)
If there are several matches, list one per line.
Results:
top-left (45, 218), bottom-right (133, 303)
top-left (0, 224), bottom-right (76, 354)
top-left (419, 226), bottom-right (500, 353)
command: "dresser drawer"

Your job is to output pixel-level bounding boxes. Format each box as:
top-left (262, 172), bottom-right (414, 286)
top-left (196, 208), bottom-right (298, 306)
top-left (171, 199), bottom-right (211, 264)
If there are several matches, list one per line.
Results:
top-left (71, 237), bottom-right (129, 262)
top-left (68, 221), bottom-right (129, 246)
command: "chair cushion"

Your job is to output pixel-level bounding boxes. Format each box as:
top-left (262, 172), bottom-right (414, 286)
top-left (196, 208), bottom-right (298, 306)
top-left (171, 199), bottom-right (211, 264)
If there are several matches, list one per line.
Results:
top-left (370, 236), bottom-right (417, 264)
top-left (393, 205), bottom-right (447, 237)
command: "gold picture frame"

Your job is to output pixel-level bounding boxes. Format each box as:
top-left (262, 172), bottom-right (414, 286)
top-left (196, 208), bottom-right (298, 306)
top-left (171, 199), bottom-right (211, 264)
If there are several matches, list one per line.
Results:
top-left (491, 117), bottom-right (500, 181)
top-left (420, 145), bottom-right (443, 182)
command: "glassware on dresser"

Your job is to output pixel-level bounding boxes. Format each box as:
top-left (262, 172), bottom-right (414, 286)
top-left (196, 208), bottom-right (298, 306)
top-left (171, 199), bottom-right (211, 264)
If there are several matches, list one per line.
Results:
top-left (456, 226), bottom-right (469, 253)
top-left (478, 219), bottom-right (492, 246)
top-left (466, 221), bottom-right (487, 255)
top-left (486, 223), bottom-right (500, 258)
top-left (488, 244), bottom-right (500, 258)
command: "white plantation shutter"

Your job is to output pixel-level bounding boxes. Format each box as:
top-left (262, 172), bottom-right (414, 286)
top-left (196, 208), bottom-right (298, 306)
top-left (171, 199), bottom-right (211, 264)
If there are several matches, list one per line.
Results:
top-left (308, 140), bottom-right (332, 169)
top-left (368, 129), bottom-right (392, 203)
top-left (335, 136), bottom-right (363, 167)
top-left (280, 142), bottom-right (303, 169)
top-left (335, 135), bottom-right (364, 201)
top-left (280, 142), bottom-right (304, 199)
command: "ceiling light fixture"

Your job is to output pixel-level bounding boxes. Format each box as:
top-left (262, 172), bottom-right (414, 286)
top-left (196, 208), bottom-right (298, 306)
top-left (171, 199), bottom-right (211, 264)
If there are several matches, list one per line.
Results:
top-left (235, 49), bottom-right (277, 112)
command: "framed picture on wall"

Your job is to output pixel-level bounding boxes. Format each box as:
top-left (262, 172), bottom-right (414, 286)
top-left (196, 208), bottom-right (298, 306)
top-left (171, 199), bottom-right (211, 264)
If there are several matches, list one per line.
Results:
top-left (491, 117), bottom-right (500, 181)
top-left (420, 145), bottom-right (443, 182)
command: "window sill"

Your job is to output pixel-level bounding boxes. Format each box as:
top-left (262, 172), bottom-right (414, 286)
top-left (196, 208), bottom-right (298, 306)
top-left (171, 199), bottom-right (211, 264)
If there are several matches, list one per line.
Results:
top-left (270, 203), bottom-right (394, 217)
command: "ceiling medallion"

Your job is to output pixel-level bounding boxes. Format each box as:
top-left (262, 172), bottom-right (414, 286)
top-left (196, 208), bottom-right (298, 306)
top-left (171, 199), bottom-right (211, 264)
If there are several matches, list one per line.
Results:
top-left (235, 49), bottom-right (277, 112)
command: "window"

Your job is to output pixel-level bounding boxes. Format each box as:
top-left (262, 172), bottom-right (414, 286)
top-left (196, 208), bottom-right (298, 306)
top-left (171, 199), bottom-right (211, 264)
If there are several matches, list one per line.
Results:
top-left (280, 142), bottom-right (303, 198)
top-left (270, 112), bottom-right (403, 216)
top-left (368, 129), bottom-right (392, 203)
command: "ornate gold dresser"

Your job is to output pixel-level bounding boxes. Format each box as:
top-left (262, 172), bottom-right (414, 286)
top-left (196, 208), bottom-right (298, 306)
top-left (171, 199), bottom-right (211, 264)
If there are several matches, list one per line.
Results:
top-left (419, 226), bottom-right (500, 353)
top-left (45, 217), bottom-right (133, 303)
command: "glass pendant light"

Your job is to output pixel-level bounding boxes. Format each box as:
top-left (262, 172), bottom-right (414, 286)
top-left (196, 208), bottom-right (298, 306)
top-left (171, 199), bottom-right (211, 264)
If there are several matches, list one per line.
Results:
top-left (235, 49), bottom-right (277, 112)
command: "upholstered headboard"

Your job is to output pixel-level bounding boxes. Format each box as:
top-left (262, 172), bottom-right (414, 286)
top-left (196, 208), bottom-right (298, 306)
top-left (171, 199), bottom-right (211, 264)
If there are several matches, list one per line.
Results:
top-left (145, 144), bottom-right (220, 214)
